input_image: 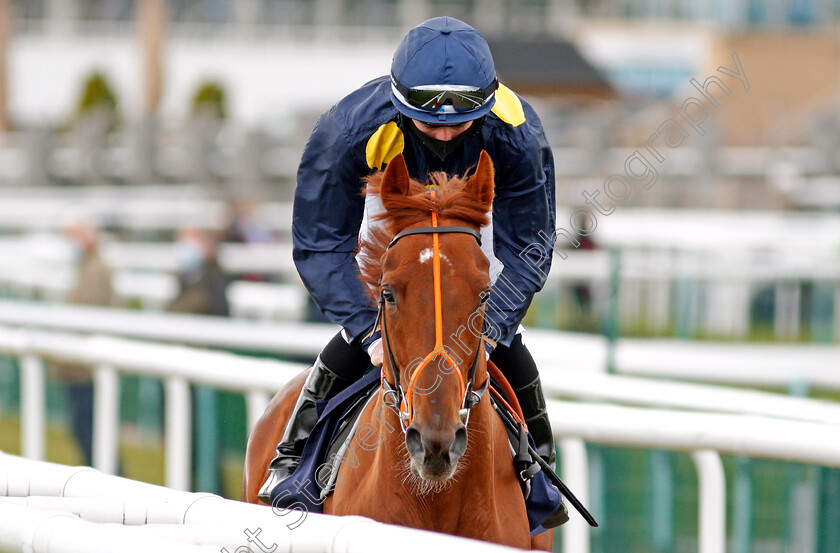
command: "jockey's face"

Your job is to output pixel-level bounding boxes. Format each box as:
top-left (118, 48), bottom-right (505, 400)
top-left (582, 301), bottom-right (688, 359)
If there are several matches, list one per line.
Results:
top-left (411, 120), bottom-right (473, 142)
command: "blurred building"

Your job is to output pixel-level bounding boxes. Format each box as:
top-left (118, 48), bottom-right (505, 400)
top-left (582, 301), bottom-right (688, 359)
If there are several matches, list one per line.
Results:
top-left (488, 36), bottom-right (616, 100)
top-left (8, 0), bottom-right (840, 118)
top-left (2, 0), bottom-right (840, 209)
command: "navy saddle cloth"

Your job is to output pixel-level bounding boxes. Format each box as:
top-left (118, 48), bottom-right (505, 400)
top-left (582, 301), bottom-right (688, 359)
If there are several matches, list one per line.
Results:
top-left (269, 367), bottom-right (563, 536)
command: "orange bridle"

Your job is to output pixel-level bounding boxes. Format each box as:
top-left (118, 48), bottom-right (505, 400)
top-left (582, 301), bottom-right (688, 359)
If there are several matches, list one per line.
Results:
top-left (377, 190), bottom-right (488, 432)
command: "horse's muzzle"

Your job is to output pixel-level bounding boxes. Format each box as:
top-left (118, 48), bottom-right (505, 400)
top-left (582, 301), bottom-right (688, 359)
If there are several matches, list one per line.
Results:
top-left (405, 424), bottom-right (468, 481)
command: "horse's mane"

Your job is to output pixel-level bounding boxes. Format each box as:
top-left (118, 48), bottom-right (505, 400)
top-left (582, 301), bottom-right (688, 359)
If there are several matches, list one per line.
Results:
top-left (357, 170), bottom-right (491, 302)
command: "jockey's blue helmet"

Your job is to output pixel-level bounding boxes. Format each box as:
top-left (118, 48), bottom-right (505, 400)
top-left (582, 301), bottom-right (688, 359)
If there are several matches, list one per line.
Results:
top-left (390, 17), bottom-right (498, 125)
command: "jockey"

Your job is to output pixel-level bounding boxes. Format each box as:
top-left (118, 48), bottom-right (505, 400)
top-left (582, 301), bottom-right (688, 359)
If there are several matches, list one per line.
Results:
top-left (261, 16), bottom-right (560, 521)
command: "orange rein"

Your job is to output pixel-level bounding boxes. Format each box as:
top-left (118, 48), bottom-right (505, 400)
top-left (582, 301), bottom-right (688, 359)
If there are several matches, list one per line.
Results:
top-left (487, 361), bottom-right (527, 430)
top-left (401, 190), bottom-right (467, 424)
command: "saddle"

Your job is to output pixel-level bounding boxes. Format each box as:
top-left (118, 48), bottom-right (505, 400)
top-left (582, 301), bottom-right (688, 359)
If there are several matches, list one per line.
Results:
top-left (268, 365), bottom-right (564, 536)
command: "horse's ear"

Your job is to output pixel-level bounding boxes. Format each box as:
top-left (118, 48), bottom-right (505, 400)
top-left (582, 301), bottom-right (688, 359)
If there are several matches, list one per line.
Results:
top-left (380, 153), bottom-right (411, 211)
top-left (465, 150), bottom-right (495, 212)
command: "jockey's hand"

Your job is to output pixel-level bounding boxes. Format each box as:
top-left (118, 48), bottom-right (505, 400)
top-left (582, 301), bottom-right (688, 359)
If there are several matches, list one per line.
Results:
top-left (484, 338), bottom-right (495, 362)
top-left (367, 337), bottom-right (384, 367)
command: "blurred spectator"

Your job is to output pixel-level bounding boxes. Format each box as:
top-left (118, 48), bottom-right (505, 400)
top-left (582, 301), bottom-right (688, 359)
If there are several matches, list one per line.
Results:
top-left (571, 212), bottom-right (597, 328)
top-left (165, 226), bottom-right (230, 493)
top-left (166, 227), bottom-right (230, 316)
top-left (223, 197), bottom-right (273, 245)
top-left (51, 216), bottom-right (114, 466)
top-left (222, 197), bottom-right (274, 282)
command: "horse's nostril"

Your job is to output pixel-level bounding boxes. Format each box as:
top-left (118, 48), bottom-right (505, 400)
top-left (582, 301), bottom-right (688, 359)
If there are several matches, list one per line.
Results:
top-left (405, 427), bottom-right (423, 458)
top-left (450, 425), bottom-right (467, 459)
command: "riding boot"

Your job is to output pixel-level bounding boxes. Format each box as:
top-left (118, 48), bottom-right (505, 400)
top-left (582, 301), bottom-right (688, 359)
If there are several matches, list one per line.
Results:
top-left (514, 376), bottom-right (555, 466)
top-left (514, 375), bottom-right (569, 528)
top-left (257, 356), bottom-right (352, 503)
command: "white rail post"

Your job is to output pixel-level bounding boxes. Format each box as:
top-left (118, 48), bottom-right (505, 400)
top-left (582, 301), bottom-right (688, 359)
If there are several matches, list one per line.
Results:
top-left (692, 449), bottom-right (726, 553)
top-left (246, 390), bottom-right (271, 431)
top-left (92, 364), bottom-right (119, 474)
top-left (20, 353), bottom-right (46, 461)
top-left (560, 437), bottom-right (591, 553)
top-left (165, 376), bottom-right (191, 491)
top-left (648, 270), bottom-right (671, 333)
top-left (775, 282), bottom-right (800, 340)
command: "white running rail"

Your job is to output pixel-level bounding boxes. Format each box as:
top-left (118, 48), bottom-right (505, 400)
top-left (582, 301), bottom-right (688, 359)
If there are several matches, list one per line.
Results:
top-left (0, 325), bottom-right (302, 490)
top-left (2, 299), bottom-right (840, 387)
top-left (3, 325), bottom-right (840, 553)
top-left (0, 452), bottom-right (526, 553)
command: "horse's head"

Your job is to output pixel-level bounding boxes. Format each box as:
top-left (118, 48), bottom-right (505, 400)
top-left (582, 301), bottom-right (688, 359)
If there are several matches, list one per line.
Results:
top-left (360, 152), bottom-right (495, 485)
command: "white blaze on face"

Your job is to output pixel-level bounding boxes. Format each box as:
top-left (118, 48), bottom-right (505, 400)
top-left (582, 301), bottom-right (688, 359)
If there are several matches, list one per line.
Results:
top-left (418, 247), bottom-right (451, 268)
top-left (419, 248), bottom-right (433, 264)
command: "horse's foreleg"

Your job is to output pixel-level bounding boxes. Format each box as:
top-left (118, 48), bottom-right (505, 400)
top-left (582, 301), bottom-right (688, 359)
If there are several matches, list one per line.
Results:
top-left (241, 368), bottom-right (310, 504)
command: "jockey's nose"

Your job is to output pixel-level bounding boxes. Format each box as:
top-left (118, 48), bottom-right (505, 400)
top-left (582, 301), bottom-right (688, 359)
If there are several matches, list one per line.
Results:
top-left (423, 126), bottom-right (462, 141)
top-left (412, 120), bottom-right (473, 142)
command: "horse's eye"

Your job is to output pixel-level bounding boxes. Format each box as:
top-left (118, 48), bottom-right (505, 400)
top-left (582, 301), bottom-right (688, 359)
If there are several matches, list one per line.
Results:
top-left (479, 286), bottom-right (492, 305)
top-left (381, 287), bottom-right (396, 305)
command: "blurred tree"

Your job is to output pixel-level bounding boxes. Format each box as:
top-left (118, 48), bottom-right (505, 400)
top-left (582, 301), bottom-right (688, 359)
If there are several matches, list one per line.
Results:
top-left (191, 80), bottom-right (227, 120)
top-left (76, 70), bottom-right (119, 123)
top-left (70, 70), bottom-right (120, 184)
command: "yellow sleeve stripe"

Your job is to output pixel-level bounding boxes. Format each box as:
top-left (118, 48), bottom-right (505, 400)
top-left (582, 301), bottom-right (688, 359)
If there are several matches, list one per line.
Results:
top-left (490, 83), bottom-right (526, 127)
top-left (365, 121), bottom-right (405, 170)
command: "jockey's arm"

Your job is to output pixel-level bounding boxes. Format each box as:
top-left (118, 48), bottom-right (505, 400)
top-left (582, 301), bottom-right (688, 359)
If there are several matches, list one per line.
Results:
top-left (292, 108), bottom-right (378, 344)
top-left (483, 110), bottom-right (556, 349)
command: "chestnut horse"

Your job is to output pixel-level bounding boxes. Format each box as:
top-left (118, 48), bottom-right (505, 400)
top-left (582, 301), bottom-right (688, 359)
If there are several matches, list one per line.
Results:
top-left (243, 152), bottom-right (552, 550)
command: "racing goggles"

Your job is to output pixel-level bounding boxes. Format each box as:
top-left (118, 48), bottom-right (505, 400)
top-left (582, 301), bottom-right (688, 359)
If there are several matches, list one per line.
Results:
top-left (392, 76), bottom-right (498, 114)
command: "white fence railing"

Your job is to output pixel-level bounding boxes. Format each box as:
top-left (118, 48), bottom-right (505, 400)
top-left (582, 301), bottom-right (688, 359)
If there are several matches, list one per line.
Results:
top-left (2, 299), bottom-right (839, 387)
top-left (0, 266), bottom-right (307, 319)
top-left (2, 201), bottom-right (840, 249)
top-left (3, 224), bottom-right (839, 338)
top-left (0, 236), bottom-right (306, 318)
top-left (0, 299), bottom-right (331, 356)
top-left (0, 235), bottom-right (296, 276)
top-left (552, 403), bottom-right (840, 553)
top-left (0, 325), bottom-right (302, 489)
top-left (0, 453), bottom-right (524, 553)
top-left (3, 323), bottom-right (840, 553)
top-left (4, 197), bottom-right (840, 340)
